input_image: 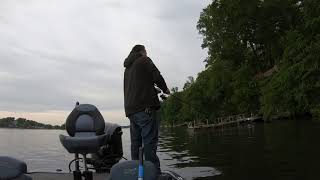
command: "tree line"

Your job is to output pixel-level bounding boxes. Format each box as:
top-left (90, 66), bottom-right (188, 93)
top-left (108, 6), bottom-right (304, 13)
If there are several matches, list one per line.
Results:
top-left (0, 117), bottom-right (65, 129)
top-left (161, 0), bottom-right (319, 125)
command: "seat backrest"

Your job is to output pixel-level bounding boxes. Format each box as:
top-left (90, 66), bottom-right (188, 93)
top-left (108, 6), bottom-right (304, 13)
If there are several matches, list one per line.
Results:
top-left (65, 104), bottom-right (105, 137)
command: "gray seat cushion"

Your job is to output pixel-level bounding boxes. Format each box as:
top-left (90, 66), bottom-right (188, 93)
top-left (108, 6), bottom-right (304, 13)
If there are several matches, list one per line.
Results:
top-left (59, 134), bottom-right (108, 154)
top-left (0, 156), bottom-right (32, 180)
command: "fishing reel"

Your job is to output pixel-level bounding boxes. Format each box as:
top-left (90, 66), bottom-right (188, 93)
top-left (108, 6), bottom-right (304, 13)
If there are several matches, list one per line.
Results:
top-left (154, 86), bottom-right (169, 101)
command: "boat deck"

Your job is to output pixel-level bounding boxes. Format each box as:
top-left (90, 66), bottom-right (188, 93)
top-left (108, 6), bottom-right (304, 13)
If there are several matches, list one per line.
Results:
top-left (29, 171), bottom-right (181, 180)
top-left (29, 172), bottom-right (109, 180)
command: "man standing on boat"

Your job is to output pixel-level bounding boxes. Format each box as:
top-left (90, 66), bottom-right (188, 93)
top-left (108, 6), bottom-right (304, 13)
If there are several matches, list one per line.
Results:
top-left (123, 44), bottom-right (170, 174)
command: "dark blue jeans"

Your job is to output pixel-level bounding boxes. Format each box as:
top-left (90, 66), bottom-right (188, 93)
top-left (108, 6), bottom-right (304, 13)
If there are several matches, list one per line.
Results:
top-left (129, 110), bottom-right (160, 174)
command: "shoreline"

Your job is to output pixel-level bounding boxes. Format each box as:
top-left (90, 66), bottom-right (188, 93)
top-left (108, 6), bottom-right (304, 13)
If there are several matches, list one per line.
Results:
top-left (0, 127), bottom-right (63, 130)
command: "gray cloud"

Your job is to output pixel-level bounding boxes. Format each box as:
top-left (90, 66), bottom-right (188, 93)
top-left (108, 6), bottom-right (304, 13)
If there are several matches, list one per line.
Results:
top-left (0, 0), bottom-right (210, 123)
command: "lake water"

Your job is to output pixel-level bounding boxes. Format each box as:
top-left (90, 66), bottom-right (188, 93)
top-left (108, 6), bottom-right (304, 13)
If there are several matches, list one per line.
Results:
top-left (1, 119), bottom-right (320, 180)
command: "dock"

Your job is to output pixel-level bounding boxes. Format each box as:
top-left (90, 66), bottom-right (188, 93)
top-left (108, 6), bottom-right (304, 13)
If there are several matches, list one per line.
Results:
top-left (187, 114), bottom-right (262, 129)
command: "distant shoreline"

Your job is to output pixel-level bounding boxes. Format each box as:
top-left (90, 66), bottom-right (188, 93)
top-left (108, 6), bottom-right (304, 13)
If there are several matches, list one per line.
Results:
top-left (0, 127), bottom-right (63, 130)
top-left (1, 117), bottom-right (130, 130)
top-left (0, 126), bottom-right (130, 130)
top-left (0, 117), bottom-right (65, 130)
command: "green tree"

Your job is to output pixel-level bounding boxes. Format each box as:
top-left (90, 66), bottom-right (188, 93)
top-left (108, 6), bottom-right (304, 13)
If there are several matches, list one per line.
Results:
top-left (0, 117), bottom-right (15, 127)
top-left (261, 0), bottom-right (320, 118)
top-left (161, 0), bottom-right (319, 124)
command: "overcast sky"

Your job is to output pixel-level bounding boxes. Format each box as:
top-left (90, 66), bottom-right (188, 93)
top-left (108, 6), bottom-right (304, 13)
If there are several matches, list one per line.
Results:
top-left (0, 0), bottom-right (210, 125)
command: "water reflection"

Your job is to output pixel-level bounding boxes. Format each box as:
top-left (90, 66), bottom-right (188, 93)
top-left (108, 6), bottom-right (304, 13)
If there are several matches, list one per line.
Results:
top-left (159, 120), bottom-right (320, 180)
top-left (158, 127), bottom-right (222, 179)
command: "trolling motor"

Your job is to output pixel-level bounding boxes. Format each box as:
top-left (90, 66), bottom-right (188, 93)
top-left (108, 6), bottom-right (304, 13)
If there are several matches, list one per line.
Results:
top-left (59, 102), bottom-right (123, 180)
top-left (87, 122), bottom-right (123, 173)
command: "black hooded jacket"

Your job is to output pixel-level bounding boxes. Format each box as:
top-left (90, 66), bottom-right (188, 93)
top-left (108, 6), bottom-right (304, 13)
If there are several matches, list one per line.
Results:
top-left (123, 52), bottom-right (168, 117)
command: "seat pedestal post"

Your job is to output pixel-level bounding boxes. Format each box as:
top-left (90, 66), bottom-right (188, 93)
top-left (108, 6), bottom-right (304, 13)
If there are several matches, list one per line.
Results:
top-left (73, 153), bottom-right (81, 180)
top-left (83, 154), bottom-right (88, 171)
top-left (73, 170), bottom-right (92, 180)
top-left (73, 170), bottom-right (82, 180)
top-left (75, 153), bottom-right (80, 171)
top-left (72, 154), bottom-right (93, 180)
top-left (83, 154), bottom-right (93, 180)
top-left (83, 171), bottom-right (93, 180)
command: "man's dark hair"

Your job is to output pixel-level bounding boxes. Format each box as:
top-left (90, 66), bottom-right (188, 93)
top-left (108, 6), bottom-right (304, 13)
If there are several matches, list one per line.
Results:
top-left (131, 44), bottom-right (145, 53)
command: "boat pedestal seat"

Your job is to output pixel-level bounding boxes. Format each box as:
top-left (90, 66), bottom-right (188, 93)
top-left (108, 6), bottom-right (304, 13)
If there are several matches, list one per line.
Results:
top-left (59, 104), bottom-right (107, 180)
top-left (59, 104), bottom-right (107, 155)
top-left (0, 156), bottom-right (32, 180)
top-left (59, 134), bottom-right (107, 154)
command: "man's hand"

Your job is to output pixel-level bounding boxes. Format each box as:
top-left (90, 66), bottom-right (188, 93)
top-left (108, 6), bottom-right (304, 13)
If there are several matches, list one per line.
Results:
top-left (164, 88), bottom-right (170, 95)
